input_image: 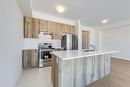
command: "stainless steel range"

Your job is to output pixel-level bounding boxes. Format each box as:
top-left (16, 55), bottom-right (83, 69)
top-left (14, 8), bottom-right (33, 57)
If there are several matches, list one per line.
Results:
top-left (38, 43), bottom-right (53, 68)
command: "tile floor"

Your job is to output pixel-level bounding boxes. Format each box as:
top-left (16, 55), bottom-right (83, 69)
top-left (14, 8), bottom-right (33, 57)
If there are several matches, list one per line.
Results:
top-left (16, 67), bottom-right (53, 87)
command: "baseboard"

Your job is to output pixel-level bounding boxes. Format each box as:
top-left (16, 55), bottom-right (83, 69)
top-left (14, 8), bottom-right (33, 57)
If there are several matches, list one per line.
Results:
top-left (15, 69), bottom-right (23, 87)
top-left (111, 57), bottom-right (130, 61)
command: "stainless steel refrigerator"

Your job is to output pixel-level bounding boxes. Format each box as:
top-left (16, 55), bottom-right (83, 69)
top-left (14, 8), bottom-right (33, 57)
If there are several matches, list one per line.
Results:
top-left (61, 34), bottom-right (78, 50)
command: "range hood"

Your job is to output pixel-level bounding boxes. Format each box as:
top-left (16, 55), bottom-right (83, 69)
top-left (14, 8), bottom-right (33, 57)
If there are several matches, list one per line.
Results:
top-left (39, 32), bottom-right (52, 40)
top-left (40, 32), bottom-right (52, 35)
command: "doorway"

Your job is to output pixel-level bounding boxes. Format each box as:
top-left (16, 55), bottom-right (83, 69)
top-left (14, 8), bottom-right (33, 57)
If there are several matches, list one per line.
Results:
top-left (82, 31), bottom-right (90, 49)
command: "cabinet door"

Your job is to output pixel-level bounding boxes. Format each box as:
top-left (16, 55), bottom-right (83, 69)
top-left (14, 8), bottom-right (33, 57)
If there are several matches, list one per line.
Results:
top-left (22, 50), bottom-right (29, 69)
top-left (52, 22), bottom-right (61, 39)
top-left (61, 24), bottom-right (71, 34)
top-left (32, 18), bottom-right (40, 38)
top-left (48, 21), bottom-right (53, 33)
top-left (70, 26), bottom-right (75, 35)
top-left (40, 19), bottom-right (48, 32)
top-left (52, 22), bottom-right (57, 39)
top-left (66, 25), bottom-right (71, 33)
top-left (30, 50), bottom-right (38, 68)
top-left (57, 23), bottom-right (62, 39)
top-left (22, 50), bottom-right (38, 69)
top-left (24, 16), bottom-right (33, 38)
top-left (61, 24), bottom-right (66, 34)
top-left (64, 24), bottom-right (71, 33)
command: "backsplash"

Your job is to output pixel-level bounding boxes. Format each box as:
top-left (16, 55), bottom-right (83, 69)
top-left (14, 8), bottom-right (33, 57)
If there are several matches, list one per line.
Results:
top-left (23, 38), bottom-right (61, 49)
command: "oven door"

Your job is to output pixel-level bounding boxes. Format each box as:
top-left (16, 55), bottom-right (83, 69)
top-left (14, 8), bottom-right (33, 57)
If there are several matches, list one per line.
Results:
top-left (38, 49), bottom-right (52, 68)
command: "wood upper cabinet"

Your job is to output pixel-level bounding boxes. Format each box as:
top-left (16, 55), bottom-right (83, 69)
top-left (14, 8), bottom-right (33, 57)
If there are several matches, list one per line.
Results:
top-left (32, 18), bottom-right (40, 38)
top-left (70, 26), bottom-right (75, 34)
top-left (52, 22), bottom-right (62, 39)
top-left (24, 16), bottom-right (33, 38)
top-left (47, 21), bottom-right (53, 33)
top-left (66, 25), bottom-right (71, 33)
top-left (39, 19), bottom-right (48, 32)
top-left (24, 17), bottom-right (40, 38)
top-left (57, 23), bottom-right (63, 39)
top-left (24, 16), bottom-right (76, 39)
top-left (61, 24), bottom-right (72, 34)
top-left (22, 50), bottom-right (38, 69)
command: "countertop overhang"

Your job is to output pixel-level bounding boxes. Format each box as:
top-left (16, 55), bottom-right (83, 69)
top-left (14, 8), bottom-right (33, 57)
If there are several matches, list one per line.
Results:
top-left (52, 50), bottom-right (119, 60)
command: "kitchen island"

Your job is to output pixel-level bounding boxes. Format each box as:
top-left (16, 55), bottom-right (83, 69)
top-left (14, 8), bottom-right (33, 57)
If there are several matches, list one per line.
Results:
top-left (51, 50), bottom-right (118, 87)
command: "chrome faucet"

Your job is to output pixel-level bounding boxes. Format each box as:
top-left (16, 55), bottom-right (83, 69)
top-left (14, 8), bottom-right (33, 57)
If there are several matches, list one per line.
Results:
top-left (90, 44), bottom-right (95, 51)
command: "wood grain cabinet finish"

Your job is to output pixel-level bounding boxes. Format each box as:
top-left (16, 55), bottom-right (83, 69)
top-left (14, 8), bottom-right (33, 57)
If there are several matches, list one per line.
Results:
top-left (51, 54), bottom-right (111, 87)
top-left (39, 19), bottom-right (48, 32)
top-left (61, 24), bottom-right (74, 34)
top-left (24, 16), bottom-right (33, 38)
top-left (70, 26), bottom-right (75, 34)
top-left (47, 21), bottom-right (53, 33)
top-left (24, 17), bottom-right (40, 38)
top-left (24, 16), bottom-right (76, 39)
top-left (32, 18), bottom-right (40, 38)
top-left (65, 25), bottom-right (71, 33)
top-left (22, 50), bottom-right (38, 69)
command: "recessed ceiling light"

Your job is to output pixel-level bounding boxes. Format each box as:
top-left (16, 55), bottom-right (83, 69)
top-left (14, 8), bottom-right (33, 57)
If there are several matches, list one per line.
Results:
top-left (102, 19), bottom-right (108, 24)
top-left (56, 5), bottom-right (66, 13)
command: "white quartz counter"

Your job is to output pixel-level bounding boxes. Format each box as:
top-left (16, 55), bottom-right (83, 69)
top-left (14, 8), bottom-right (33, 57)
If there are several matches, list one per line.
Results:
top-left (52, 50), bottom-right (118, 60)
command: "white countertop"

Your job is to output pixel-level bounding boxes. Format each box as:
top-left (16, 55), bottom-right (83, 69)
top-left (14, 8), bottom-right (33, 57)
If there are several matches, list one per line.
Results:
top-left (52, 50), bottom-right (119, 60)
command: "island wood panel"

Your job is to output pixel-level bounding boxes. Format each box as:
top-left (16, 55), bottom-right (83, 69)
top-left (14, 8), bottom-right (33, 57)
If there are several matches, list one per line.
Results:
top-left (51, 55), bottom-right (59, 87)
top-left (51, 54), bottom-right (111, 87)
top-left (86, 58), bottom-right (130, 87)
top-left (22, 50), bottom-right (38, 69)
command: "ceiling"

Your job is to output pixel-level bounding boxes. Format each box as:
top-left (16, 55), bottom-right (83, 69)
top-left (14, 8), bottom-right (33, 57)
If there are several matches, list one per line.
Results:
top-left (31, 0), bottom-right (130, 27)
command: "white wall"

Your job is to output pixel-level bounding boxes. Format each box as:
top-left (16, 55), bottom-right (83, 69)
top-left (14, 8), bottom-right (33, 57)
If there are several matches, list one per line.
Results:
top-left (101, 25), bottom-right (130, 60)
top-left (32, 10), bottom-right (75, 25)
top-left (17, 0), bottom-right (32, 16)
top-left (76, 20), bottom-right (96, 50)
top-left (0, 0), bottom-right (23, 87)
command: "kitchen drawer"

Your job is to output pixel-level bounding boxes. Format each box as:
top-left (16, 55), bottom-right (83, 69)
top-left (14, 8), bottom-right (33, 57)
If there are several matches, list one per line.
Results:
top-left (43, 61), bottom-right (52, 66)
top-left (43, 58), bottom-right (52, 62)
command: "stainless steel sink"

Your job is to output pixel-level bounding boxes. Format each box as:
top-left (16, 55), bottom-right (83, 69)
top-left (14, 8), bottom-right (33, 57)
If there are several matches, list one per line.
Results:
top-left (83, 49), bottom-right (95, 52)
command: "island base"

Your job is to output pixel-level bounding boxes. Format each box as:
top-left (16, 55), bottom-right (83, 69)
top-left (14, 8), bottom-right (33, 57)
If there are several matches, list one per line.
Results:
top-left (51, 54), bottom-right (111, 87)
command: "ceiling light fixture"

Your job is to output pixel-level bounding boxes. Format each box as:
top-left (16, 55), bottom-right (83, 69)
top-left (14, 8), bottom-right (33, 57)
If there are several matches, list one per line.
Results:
top-left (56, 5), bottom-right (66, 13)
top-left (102, 19), bottom-right (108, 24)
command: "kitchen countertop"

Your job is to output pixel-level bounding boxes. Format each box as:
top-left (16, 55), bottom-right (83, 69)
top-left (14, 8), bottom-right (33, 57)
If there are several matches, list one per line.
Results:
top-left (52, 50), bottom-right (119, 60)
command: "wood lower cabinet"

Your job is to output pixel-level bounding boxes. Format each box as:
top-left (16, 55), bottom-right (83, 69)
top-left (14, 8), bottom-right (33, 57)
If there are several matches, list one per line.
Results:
top-left (51, 55), bottom-right (59, 87)
top-left (22, 50), bottom-right (38, 69)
